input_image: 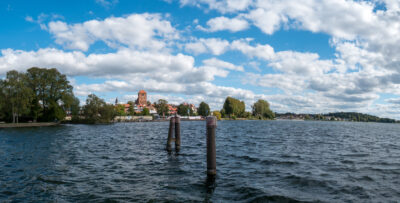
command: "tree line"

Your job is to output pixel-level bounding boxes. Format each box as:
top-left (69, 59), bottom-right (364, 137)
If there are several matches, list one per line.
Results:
top-left (275, 112), bottom-right (397, 123)
top-left (148, 97), bottom-right (275, 120)
top-left (219, 96), bottom-right (275, 120)
top-left (325, 112), bottom-right (396, 123)
top-left (0, 68), bottom-right (275, 123)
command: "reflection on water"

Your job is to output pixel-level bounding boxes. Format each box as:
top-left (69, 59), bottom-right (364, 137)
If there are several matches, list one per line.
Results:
top-left (1, 121), bottom-right (400, 202)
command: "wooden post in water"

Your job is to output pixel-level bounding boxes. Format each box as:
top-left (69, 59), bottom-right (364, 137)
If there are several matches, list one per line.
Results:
top-left (175, 115), bottom-right (181, 152)
top-left (206, 116), bottom-right (217, 176)
top-left (166, 116), bottom-right (175, 152)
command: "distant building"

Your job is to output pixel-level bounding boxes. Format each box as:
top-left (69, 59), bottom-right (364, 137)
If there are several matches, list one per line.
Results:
top-left (136, 90), bottom-right (147, 106)
top-left (132, 90), bottom-right (157, 114)
top-left (181, 102), bottom-right (197, 115)
top-left (113, 90), bottom-right (157, 114)
top-left (168, 104), bottom-right (177, 115)
top-left (189, 103), bottom-right (197, 114)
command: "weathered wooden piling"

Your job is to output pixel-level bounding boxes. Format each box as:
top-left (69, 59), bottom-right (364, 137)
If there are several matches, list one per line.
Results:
top-left (166, 116), bottom-right (175, 152)
top-left (206, 116), bottom-right (217, 176)
top-left (175, 115), bottom-right (181, 152)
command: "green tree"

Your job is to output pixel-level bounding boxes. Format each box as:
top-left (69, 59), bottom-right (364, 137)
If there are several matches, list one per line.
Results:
top-left (222, 97), bottom-right (245, 118)
top-left (48, 100), bottom-right (66, 121)
top-left (69, 97), bottom-right (81, 121)
top-left (2, 71), bottom-right (33, 123)
top-left (60, 92), bottom-right (80, 119)
top-left (26, 67), bottom-right (75, 122)
top-left (0, 80), bottom-right (5, 121)
top-left (243, 111), bottom-right (252, 118)
top-left (220, 109), bottom-right (226, 118)
top-left (142, 107), bottom-right (150, 116)
top-left (155, 99), bottom-right (169, 117)
top-left (127, 101), bottom-right (135, 116)
top-left (198, 101), bottom-right (210, 117)
top-left (83, 94), bottom-right (115, 123)
top-left (115, 104), bottom-right (126, 116)
top-left (177, 103), bottom-right (190, 116)
top-left (99, 104), bottom-right (116, 123)
top-left (252, 99), bottom-right (275, 119)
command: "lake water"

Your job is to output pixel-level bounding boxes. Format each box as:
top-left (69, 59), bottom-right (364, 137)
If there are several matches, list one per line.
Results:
top-left (1, 121), bottom-right (400, 202)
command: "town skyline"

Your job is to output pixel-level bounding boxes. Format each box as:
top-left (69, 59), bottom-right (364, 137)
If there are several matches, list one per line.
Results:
top-left (1, 0), bottom-right (400, 119)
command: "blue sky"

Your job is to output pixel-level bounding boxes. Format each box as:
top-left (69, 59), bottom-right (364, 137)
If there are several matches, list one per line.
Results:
top-left (1, 0), bottom-right (400, 119)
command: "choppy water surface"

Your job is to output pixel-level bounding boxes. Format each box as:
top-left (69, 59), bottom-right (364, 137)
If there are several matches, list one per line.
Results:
top-left (1, 121), bottom-right (400, 202)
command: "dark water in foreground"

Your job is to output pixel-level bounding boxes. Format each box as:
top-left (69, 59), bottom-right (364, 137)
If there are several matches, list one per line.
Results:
top-left (1, 121), bottom-right (400, 202)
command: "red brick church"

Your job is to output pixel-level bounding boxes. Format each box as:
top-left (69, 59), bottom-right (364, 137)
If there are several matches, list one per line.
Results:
top-left (116, 90), bottom-right (156, 114)
top-left (134, 90), bottom-right (156, 114)
top-left (136, 90), bottom-right (147, 106)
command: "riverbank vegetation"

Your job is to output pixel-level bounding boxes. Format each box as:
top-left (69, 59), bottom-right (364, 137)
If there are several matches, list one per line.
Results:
top-left (218, 97), bottom-right (275, 120)
top-left (0, 68), bottom-right (116, 124)
top-left (276, 112), bottom-right (397, 123)
top-left (0, 68), bottom-right (79, 123)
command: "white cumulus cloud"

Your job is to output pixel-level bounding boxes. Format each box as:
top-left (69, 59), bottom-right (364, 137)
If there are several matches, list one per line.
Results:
top-left (197, 16), bottom-right (249, 32)
top-left (48, 13), bottom-right (178, 51)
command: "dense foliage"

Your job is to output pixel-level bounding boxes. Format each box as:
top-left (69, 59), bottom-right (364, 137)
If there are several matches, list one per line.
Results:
top-left (177, 103), bottom-right (193, 116)
top-left (82, 94), bottom-right (116, 123)
top-left (0, 68), bottom-right (79, 123)
top-left (154, 99), bottom-right (169, 117)
top-left (252, 99), bottom-right (275, 119)
top-left (127, 101), bottom-right (135, 116)
top-left (142, 107), bottom-right (150, 116)
top-left (222, 97), bottom-right (245, 118)
top-left (115, 104), bottom-right (127, 116)
top-left (198, 101), bottom-right (210, 117)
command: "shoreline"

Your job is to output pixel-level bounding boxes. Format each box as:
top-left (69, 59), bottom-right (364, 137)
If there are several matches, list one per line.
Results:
top-left (0, 122), bottom-right (60, 128)
top-left (2, 118), bottom-right (396, 128)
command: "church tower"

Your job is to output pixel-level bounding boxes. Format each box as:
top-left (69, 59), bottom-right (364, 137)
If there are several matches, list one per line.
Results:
top-left (136, 90), bottom-right (147, 106)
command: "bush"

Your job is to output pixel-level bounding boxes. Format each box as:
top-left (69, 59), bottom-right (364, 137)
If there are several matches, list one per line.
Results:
top-left (212, 111), bottom-right (222, 120)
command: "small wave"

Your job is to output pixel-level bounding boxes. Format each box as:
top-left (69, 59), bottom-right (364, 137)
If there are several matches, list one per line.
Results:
top-left (1, 190), bottom-right (17, 196)
top-left (121, 157), bottom-right (137, 161)
top-left (359, 166), bottom-right (400, 174)
top-left (359, 175), bottom-right (374, 181)
top-left (37, 176), bottom-right (67, 185)
top-left (340, 160), bottom-right (354, 164)
top-left (237, 155), bottom-right (260, 162)
top-left (340, 153), bottom-right (370, 157)
top-left (235, 186), bottom-right (313, 203)
top-left (284, 175), bottom-right (330, 189)
top-left (249, 195), bottom-right (313, 203)
top-left (337, 185), bottom-right (369, 199)
top-left (261, 159), bottom-right (299, 166)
